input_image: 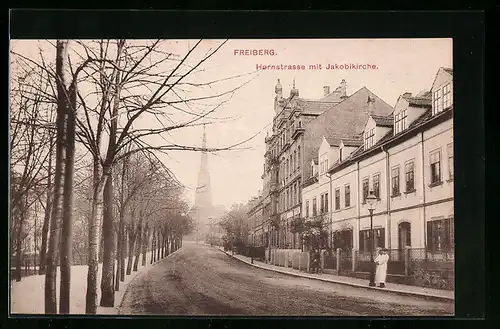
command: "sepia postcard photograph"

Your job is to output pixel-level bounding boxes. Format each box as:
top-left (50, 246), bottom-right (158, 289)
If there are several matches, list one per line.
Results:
top-left (9, 38), bottom-right (455, 317)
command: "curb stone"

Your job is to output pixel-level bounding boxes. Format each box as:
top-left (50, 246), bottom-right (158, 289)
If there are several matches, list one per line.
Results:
top-left (218, 248), bottom-right (454, 303)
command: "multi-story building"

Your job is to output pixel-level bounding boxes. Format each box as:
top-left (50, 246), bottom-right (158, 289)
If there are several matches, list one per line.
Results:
top-left (301, 87), bottom-right (395, 249)
top-left (303, 67), bottom-right (454, 255)
top-left (250, 78), bottom-right (396, 250)
top-left (248, 79), bottom-right (349, 249)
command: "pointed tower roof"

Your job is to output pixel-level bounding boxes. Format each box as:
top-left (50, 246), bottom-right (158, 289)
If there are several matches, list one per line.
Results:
top-left (194, 124), bottom-right (213, 210)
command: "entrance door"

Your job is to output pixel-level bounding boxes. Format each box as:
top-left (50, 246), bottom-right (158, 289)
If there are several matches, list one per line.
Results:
top-left (398, 222), bottom-right (411, 249)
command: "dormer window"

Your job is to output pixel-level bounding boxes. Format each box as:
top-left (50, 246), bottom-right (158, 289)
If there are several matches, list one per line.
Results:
top-left (339, 147), bottom-right (343, 162)
top-left (364, 128), bottom-right (375, 149)
top-left (443, 83), bottom-right (452, 109)
top-left (394, 109), bottom-right (407, 134)
top-left (433, 89), bottom-right (443, 114)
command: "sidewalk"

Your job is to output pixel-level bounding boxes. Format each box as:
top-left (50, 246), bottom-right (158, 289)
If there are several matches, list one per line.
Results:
top-left (10, 249), bottom-right (179, 315)
top-left (218, 247), bottom-right (454, 302)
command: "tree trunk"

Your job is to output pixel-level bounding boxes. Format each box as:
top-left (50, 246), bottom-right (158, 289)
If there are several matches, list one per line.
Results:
top-left (85, 161), bottom-right (108, 314)
top-left (114, 229), bottom-right (120, 291)
top-left (133, 219), bottom-right (142, 272)
top-left (115, 212), bottom-right (123, 291)
top-left (161, 233), bottom-right (165, 259)
top-left (156, 230), bottom-right (161, 261)
top-left (59, 79), bottom-right (77, 314)
top-left (45, 40), bottom-right (68, 314)
top-left (15, 214), bottom-right (23, 282)
top-left (120, 223), bottom-right (126, 282)
top-left (151, 228), bottom-right (156, 263)
top-left (100, 172), bottom-right (115, 307)
top-left (126, 223), bottom-right (135, 275)
top-left (142, 223), bottom-right (149, 267)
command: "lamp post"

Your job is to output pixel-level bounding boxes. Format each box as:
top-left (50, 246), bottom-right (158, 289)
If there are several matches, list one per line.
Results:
top-left (366, 191), bottom-right (378, 287)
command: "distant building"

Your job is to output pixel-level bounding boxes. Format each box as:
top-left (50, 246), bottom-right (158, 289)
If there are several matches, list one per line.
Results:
top-left (186, 125), bottom-right (225, 242)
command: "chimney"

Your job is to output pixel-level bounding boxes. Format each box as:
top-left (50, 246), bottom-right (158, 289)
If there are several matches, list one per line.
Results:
top-left (323, 86), bottom-right (330, 96)
top-left (340, 79), bottom-right (347, 99)
top-left (367, 95), bottom-right (376, 112)
top-left (403, 92), bottom-right (412, 98)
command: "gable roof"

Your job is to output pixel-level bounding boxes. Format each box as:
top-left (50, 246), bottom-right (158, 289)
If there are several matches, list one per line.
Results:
top-left (296, 98), bottom-right (342, 115)
top-left (401, 92), bottom-right (432, 108)
top-left (442, 67), bottom-right (453, 76)
top-left (328, 107), bottom-right (443, 174)
top-left (431, 67), bottom-right (454, 89)
top-left (371, 114), bottom-right (394, 127)
top-left (302, 87), bottom-right (394, 179)
top-left (341, 138), bottom-right (363, 147)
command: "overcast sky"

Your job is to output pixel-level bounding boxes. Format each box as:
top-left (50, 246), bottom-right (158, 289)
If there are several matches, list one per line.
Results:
top-left (10, 38), bottom-right (452, 210)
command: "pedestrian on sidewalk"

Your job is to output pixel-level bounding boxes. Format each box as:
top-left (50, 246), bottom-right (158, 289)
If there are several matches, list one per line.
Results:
top-left (310, 248), bottom-right (320, 274)
top-left (374, 248), bottom-right (389, 288)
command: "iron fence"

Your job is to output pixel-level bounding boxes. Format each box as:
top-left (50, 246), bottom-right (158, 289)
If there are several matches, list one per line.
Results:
top-left (323, 251), bottom-right (336, 270)
top-left (339, 249), bottom-right (352, 274)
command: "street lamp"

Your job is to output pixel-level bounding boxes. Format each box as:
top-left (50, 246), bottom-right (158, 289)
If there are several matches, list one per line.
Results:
top-left (366, 190), bottom-right (378, 287)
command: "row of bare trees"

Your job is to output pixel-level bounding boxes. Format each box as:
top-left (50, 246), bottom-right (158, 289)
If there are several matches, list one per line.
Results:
top-left (10, 39), bottom-right (254, 314)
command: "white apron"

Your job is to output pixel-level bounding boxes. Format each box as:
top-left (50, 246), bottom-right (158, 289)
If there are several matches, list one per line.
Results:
top-left (374, 253), bottom-right (389, 284)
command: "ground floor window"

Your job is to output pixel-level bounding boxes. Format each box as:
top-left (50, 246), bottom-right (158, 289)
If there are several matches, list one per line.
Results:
top-left (359, 228), bottom-right (385, 253)
top-left (427, 217), bottom-right (454, 252)
top-left (332, 229), bottom-right (353, 251)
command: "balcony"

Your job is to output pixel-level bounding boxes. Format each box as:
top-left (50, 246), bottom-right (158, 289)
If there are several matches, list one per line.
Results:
top-left (292, 127), bottom-right (305, 140)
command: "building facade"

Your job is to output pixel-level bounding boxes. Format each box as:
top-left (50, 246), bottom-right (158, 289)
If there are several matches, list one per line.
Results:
top-left (248, 79), bottom-right (351, 249)
top-left (302, 67), bottom-right (454, 257)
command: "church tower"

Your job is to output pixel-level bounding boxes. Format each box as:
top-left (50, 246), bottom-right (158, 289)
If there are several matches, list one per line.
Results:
top-left (187, 124), bottom-right (216, 242)
top-left (194, 124), bottom-right (213, 210)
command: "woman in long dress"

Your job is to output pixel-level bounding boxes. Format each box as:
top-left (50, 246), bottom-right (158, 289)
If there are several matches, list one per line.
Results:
top-left (374, 249), bottom-right (389, 288)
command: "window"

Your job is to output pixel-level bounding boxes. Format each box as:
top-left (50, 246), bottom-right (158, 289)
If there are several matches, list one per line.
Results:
top-left (325, 159), bottom-right (328, 172)
top-left (335, 188), bottom-right (340, 210)
top-left (291, 154), bottom-right (294, 173)
top-left (320, 193), bottom-right (325, 213)
top-left (373, 173), bottom-right (380, 199)
top-left (430, 149), bottom-right (442, 184)
top-left (427, 218), bottom-right (454, 252)
top-left (305, 200), bottom-right (310, 217)
top-left (297, 147), bottom-right (301, 168)
top-left (324, 192), bottom-right (329, 213)
top-left (312, 198), bottom-right (317, 216)
top-left (364, 128), bottom-right (375, 149)
top-left (395, 110), bottom-right (408, 134)
top-left (359, 228), bottom-right (385, 252)
top-left (405, 160), bottom-right (415, 192)
top-left (433, 88), bottom-right (443, 114)
top-left (362, 178), bottom-right (369, 203)
top-left (448, 143), bottom-right (454, 180)
top-left (344, 184), bottom-right (351, 207)
top-left (443, 83), bottom-right (452, 109)
top-left (339, 147), bottom-right (343, 162)
top-left (391, 166), bottom-right (400, 196)
top-left (333, 229), bottom-right (353, 251)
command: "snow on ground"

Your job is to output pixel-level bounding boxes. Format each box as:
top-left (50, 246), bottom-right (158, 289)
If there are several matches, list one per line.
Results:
top-left (10, 251), bottom-right (160, 315)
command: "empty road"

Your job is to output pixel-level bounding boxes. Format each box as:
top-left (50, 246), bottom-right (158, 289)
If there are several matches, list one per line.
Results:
top-left (119, 243), bottom-right (454, 316)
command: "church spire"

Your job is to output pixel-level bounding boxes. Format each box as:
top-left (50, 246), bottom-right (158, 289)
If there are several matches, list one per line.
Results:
top-left (194, 124), bottom-right (213, 209)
